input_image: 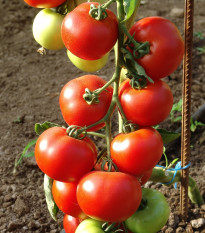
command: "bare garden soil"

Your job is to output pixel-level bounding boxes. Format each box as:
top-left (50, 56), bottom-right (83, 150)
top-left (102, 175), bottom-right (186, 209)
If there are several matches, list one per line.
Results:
top-left (0, 0), bottom-right (205, 232)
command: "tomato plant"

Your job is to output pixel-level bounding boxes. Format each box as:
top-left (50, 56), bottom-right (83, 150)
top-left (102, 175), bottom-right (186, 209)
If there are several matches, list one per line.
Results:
top-left (52, 180), bottom-right (87, 219)
top-left (61, 2), bottom-right (118, 60)
top-left (24, 0), bottom-right (66, 8)
top-left (67, 50), bottom-right (109, 72)
top-left (35, 127), bottom-right (97, 182)
top-left (59, 75), bottom-right (113, 131)
top-left (129, 16), bottom-right (184, 80)
top-left (119, 79), bottom-right (173, 127)
top-left (32, 9), bottom-right (65, 50)
top-left (77, 171), bottom-right (142, 222)
top-left (110, 128), bottom-right (163, 176)
top-left (22, 0), bottom-right (205, 231)
top-left (125, 188), bottom-right (170, 233)
top-left (63, 215), bottom-right (82, 233)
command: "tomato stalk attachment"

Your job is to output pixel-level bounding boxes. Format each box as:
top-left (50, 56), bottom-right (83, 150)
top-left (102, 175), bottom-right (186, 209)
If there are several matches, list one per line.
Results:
top-left (89, 4), bottom-right (108, 20)
top-left (66, 125), bottom-right (87, 139)
top-left (83, 88), bottom-right (100, 105)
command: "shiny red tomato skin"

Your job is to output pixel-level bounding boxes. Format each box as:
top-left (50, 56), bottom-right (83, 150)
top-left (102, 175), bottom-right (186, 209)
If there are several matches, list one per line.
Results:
top-left (129, 16), bottom-right (184, 80)
top-left (35, 127), bottom-right (97, 182)
top-left (110, 128), bottom-right (163, 176)
top-left (136, 169), bottom-right (153, 185)
top-left (52, 181), bottom-right (87, 219)
top-left (24, 0), bottom-right (66, 8)
top-left (63, 215), bottom-right (82, 233)
top-left (77, 171), bottom-right (142, 222)
top-left (59, 75), bottom-right (113, 131)
top-left (119, 79), bottom-right (173, 127)
top-left (61, 2), bottom-right (118, 60)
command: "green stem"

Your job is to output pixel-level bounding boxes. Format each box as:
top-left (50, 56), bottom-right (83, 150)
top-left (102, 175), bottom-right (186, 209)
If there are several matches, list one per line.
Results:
top-left (105, 120), bottom-right (112, 159)
top-left (83, 0), bottom-right (128, 135)
top-left (94, 74), bottom-right (117, 95)
top-left (86, 131), bottom-right (106, 138)
top-left (150, 167), bottom-right (204, 206)
top-left (102, 0), bottom-right (116, 9)
top-left (119, 23), bottom-right (141, 48)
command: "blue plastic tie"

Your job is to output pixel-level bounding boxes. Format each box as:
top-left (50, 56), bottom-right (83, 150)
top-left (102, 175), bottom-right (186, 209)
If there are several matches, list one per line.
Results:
top-left (155, 161), bottom-right (191, 189)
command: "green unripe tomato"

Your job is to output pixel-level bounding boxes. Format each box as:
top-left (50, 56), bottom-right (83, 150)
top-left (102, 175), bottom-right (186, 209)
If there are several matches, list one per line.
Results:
top-left (67, 50), bottom-right (109, 72)
top-left (75, 219), bottom-right (104, 233)
top-left (125, 188), bottom-right (170, 233)
top-left (32, 9), bottom-right (65, 50)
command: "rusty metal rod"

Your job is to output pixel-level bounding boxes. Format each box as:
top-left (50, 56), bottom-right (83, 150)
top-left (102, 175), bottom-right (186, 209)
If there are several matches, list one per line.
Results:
top-left (180, 0), bottom-right (194, 221)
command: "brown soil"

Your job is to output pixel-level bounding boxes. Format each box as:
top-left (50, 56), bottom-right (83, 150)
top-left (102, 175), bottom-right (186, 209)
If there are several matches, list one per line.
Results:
top-left (0, 0), bottom-right (205, 232)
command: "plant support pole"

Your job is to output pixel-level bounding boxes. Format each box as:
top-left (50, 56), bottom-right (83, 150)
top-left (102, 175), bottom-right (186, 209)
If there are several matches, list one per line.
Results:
top-left (180, 0), bottom-right (194, 220)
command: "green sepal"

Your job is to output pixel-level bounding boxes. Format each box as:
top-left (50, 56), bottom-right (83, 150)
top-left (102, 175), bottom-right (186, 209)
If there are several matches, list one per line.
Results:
top-left (157, 128), bottom-right (181, 145)
top-left (44, 174), bottom-right (59, 221)
top-left (35, 122), bottom-right (63, 135)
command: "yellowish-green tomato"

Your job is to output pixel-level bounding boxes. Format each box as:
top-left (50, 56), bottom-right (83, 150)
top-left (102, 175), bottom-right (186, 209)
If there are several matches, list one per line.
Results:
top-left (32, 9), bottom-right (65, 50)
top-left (67, 50), bottom-right (109, 72)
top-left (75, 219), bottom-right (104, 233)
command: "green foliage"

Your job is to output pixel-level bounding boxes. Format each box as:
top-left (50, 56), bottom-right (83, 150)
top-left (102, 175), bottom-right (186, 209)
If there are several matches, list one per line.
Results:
top-left (170, 99), bottom-right (182, 122)
top-left (44, 174), bottom-right (59, 221)
top-left (194, 32), bottom-right (204, 40)
top-left (190, 118), bottom-right (205, 132)
top-left (157, 129), bottom-right (181, 145)
top-left (123, 0), bottom-right (140, 21)
top-left (194, 32), bottom-right (205, 54)
top-left (14, 138), bottom-right (37, 172)
top-left (35, 121), bottom-right (63, 135)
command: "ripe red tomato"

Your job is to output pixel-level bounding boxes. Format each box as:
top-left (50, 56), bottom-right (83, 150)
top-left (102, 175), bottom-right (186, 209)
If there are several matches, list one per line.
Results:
top-left (59, 75), bottom-right (113, 131)
top-left (63, 215), bottom-right (82, 233)
top-left (61, 2), bottom-right (118, 60)
top-left (119, 79), bottom-right (173, 127)
top-left (110, 128), bottom-right (163, 176)
top-left (52, 181), bottom-right (87, 219)
top-left (129, 16), bottom-right (184, 80)
top-left (136, 169), bottom-right (153, 185)
top-left (77, 171), bottom-right (142, 222)
top-left (24, 0), bottom-right (66, 8)
top-left (35, 127), bottom-right (97, 182)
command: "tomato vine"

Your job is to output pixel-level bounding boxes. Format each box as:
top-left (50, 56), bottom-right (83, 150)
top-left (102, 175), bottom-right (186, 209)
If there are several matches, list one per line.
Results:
top-left (18, 0), bottom-right (204, 232)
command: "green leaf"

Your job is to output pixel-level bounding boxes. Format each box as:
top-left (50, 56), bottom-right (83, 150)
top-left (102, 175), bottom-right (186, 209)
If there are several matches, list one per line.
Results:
top-left (171, 99), bottom-right (182, 113)
top-left (35, 121), bottom-right (62, 135)
top-left (123, 0), bottom-right (141, 21)
top-left (172, 116), bottom-right (182, 122)
top-left (157, 129), bottom-right (181, 145)
top-left (190, 118), bottom-right (205, 132)
top-left (15, 138), bottom-right (37, 167)
top-left (44, 175), bottom-right (59, 221)
top-left (24, 151), bottom-right (35, 158)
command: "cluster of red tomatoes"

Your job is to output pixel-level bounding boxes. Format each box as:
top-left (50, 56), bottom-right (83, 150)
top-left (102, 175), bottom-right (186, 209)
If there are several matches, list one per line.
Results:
top-left (24, 0), bottom-right (184, 232)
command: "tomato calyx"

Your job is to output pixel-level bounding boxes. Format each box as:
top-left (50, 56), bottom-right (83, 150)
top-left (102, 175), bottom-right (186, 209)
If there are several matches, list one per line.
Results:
top-left (129, 76), bottom-right (147, 89)
top-left (100, 157), bottom-right (118, 172)
top-left (83, 88), bottom-right (100, 105)
top-left (121, 47), bottom-right (153, 88)
top-left (102, 222), bottom-right (124, 233)
top-left (138, 198), bottom-right (148, 211)
top-left (66, 125), bottom-right (87, 140)
top-left (55, 0), bottom-right (70, 15)
top-left (122, 121), bottom-right (138, 133)
top-left (89, 4), bottom-right (108, 20)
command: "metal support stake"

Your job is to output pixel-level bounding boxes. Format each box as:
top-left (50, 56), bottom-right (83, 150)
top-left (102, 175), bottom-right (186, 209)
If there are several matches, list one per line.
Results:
top-left (180, 0), bottom-right (194, 221)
